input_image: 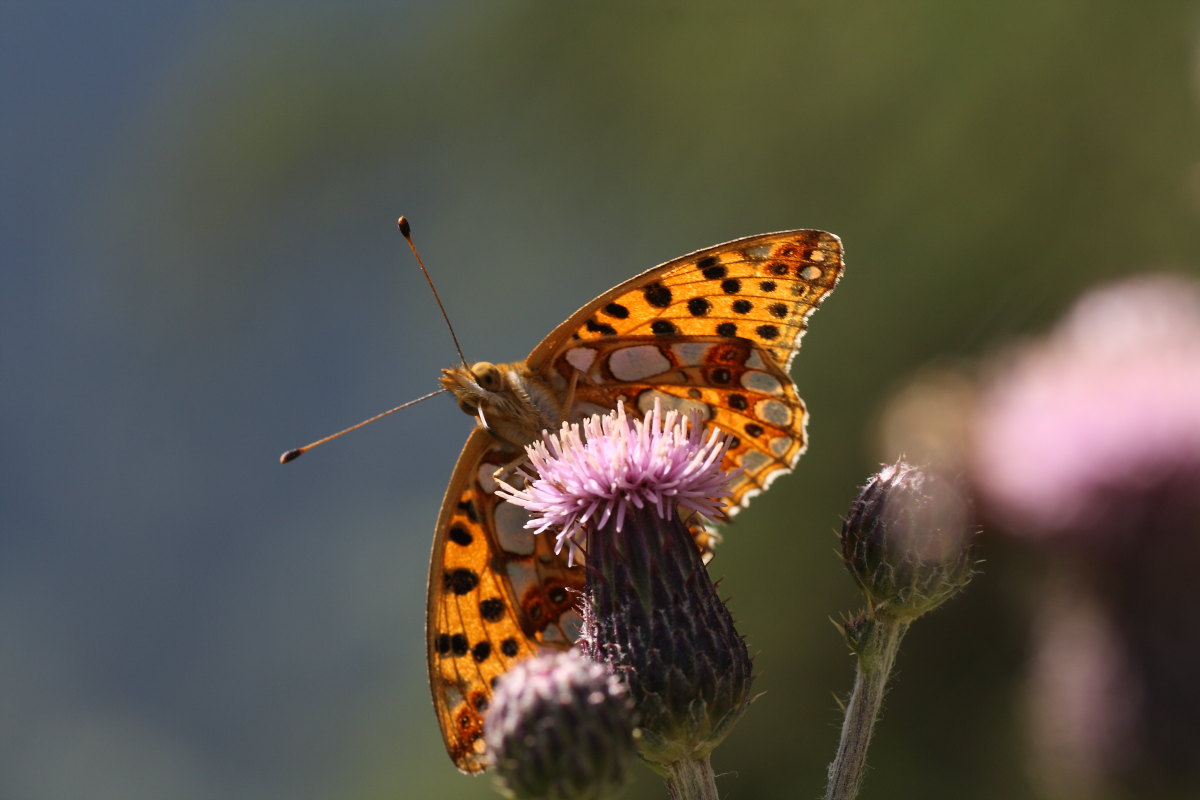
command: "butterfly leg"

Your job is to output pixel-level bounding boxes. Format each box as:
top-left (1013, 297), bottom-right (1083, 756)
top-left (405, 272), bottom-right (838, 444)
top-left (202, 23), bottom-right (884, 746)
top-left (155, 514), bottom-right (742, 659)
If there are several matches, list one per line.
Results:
top-left (688, 517), bottom-right (722, 565)
top-left (491, 452), bottom-right (530, 485)
top-left (563, 366), bottom-right (612, 423)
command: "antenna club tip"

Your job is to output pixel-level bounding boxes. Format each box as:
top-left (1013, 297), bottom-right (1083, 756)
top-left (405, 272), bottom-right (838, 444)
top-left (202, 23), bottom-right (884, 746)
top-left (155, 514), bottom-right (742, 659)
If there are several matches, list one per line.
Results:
top-left (397, 216), bottom-right (411, 237)
top-left (280, 449), bottom-right (303, 464)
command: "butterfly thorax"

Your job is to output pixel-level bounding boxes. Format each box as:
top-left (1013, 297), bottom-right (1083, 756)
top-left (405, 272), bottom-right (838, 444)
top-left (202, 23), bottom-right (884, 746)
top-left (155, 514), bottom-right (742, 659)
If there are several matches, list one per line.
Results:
top-left (440, 360), bottom-right (563, 449)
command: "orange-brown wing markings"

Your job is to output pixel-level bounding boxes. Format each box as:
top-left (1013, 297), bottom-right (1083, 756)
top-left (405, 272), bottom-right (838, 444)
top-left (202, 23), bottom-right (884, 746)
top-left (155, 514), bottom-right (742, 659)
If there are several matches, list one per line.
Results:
top-left (526, 230), bottom-right (843, 374)
top-left (429, 229), bottom-right (843, 770)
top-left (559, 336), bottom-right (808, 513)
top-left (428, 429), bottom-right (584, 773)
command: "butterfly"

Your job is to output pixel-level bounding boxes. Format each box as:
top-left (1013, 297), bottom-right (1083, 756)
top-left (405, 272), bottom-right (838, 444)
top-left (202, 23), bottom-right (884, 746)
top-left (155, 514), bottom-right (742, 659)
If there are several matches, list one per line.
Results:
top-left (427, 230), bottom-right (843, 771)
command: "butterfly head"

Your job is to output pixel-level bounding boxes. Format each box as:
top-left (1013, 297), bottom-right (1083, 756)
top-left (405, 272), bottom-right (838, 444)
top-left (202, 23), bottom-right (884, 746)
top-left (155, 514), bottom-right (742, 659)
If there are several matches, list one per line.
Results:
top-left (440, 360), bottom-right (559, 448)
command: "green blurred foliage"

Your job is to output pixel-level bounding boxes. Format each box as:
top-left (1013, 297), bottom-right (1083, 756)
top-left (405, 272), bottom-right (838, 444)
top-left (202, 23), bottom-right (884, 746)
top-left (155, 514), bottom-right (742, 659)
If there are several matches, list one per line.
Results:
top-left (6, 1), bottom-right (1199, 799)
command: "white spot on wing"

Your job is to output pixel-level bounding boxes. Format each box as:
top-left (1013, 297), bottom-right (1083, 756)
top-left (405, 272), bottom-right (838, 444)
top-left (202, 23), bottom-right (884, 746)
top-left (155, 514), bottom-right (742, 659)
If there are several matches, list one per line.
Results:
top-left (671, 342), bottom-right (711, 366)
top-left (477, 463), bottom-right (499, 494)
top-left (756, 398), bottom-right (792, 426)
top-left (800, 265), bottom-right (823, 280)
top-left (565, 347), bottom-right (597, 373)
top-left (741, 370), bottom-right (784, 395)
top-left (560, 610), bottom-right (582, 642)
top-left (769, 436), bottom-right (793, 457)
top-left (745, 244), bottom-right (771, 259)
top-left (745, 350), bottom-right (766, 370)
top-left (637, 389), bottom-right (712, 421)
top-left (506, 560), bottom-right (537, 599)
top-left (741, 450), bottom-right (769, 473)
top-left (494, 500), bottom-right (535, 555)
top-left (609, 344), bottom-right (671, 382)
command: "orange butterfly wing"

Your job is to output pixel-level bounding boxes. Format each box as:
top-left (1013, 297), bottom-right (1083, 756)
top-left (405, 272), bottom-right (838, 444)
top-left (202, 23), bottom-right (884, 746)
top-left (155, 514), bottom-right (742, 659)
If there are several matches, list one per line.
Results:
top-left (526, 229), bottom-right (844, 511)
top-left (427, 429), bottom-right (583, 772)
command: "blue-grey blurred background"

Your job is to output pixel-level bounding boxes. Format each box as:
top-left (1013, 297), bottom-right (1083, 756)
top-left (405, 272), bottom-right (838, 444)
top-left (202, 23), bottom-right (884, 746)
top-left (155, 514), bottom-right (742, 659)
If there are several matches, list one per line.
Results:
top-left (4, 2), bottom-right (1199, 799)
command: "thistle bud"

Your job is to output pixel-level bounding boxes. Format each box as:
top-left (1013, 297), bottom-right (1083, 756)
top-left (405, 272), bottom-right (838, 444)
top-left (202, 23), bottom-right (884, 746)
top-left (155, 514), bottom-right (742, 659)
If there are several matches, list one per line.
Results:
top-left (841, 461), bottom-right (975, 621)
top-left (485, 650), bottom-right (636, 800)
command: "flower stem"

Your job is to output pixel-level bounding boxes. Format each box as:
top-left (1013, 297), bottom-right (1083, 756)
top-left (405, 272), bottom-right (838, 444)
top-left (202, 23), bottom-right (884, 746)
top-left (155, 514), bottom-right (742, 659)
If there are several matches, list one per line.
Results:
top-left (824, 616), bottom-right (908, 800)
top-left (665, 756), bottom-right (719, 800)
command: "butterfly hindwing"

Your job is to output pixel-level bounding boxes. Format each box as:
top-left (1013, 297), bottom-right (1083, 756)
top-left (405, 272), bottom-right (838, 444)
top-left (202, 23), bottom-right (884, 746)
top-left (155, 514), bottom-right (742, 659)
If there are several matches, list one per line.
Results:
top-left (548, 334), bottom-right (808, 512)
top-left (427, 429), bottom-right (583, 773)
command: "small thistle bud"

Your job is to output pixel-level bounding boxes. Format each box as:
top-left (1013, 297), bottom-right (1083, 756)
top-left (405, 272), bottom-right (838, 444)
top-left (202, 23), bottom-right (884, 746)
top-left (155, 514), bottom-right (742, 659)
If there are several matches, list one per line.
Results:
top-left (841, 460), bottom-right (975, 621)
top-left (485, 650), bottom-right (636, 800)
top-left (499, 402), bottom-right (752, 779)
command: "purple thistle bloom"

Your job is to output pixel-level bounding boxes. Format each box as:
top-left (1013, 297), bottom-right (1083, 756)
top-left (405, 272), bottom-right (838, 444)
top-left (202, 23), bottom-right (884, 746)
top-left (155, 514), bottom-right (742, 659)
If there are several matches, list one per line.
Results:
top-left (498, 400), bottom-right (752, 787)
top-left (496, 401), bottom-right (734, 565)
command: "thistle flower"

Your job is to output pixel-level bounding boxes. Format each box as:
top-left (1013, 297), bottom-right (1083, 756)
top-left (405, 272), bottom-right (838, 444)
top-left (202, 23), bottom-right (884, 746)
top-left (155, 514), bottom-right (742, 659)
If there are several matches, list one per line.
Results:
top-left (498, 402), bottom-right (732, 566)
top-left (498, 401), bottom-right (751, 799)
top-left (485, 650), bottom-right (636, 800)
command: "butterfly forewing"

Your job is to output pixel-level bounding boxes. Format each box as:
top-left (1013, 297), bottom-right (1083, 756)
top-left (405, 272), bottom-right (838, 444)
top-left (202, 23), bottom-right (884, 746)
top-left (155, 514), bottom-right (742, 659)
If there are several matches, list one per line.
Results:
top-left (554, 334), bottom-right (809, 512)
top-left (428, 429), bottom-right (583, 772)
top-left (526, 230), bottom-right (843, 373)
top-left (528, 230), bottom-right (842, 511)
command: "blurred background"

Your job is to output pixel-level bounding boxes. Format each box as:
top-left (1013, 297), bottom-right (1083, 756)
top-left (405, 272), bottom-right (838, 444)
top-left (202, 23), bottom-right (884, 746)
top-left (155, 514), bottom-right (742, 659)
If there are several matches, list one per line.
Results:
top-left (4, 2), bottom-right (1199, 799)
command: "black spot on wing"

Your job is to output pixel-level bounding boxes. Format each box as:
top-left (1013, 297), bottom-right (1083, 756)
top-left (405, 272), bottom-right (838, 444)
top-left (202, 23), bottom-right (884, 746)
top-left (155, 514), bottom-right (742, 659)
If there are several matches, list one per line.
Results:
top-left (643, 282), bottom-right (672, 308)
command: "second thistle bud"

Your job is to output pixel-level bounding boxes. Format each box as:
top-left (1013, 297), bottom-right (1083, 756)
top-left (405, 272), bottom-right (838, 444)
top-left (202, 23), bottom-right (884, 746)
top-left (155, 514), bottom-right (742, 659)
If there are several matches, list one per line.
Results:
top-left (841, 461), bottom-right (975, 621)
top-left (485, 650), bottom-right (636, 800)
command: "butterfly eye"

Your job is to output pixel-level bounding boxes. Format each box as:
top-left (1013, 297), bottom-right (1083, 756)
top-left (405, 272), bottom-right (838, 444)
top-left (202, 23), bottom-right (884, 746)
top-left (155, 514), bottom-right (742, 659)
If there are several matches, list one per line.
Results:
top-left (472, 362), bottom-right (503, 391)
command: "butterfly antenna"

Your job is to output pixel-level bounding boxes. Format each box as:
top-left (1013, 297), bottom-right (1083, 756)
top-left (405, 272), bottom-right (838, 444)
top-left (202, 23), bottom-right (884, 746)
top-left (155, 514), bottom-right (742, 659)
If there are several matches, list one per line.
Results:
top-left (279, 387), bottom-right (447, 463)
top-left (398, 216), bottom-right (469, 369)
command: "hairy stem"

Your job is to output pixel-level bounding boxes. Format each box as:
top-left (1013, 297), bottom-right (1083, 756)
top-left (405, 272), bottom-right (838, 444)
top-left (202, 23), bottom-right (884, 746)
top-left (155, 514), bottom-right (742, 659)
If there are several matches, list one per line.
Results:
top-left (824, 617), bottom-right (908, 800)
top-left (665, 756), bottom-right (719, 800)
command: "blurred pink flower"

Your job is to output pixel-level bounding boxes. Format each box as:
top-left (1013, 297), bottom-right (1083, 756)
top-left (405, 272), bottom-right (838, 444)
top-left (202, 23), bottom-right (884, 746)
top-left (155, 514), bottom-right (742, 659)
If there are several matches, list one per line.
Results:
top-left (971, 273), bottom-right (1200, 795)
top-left (971, 274), bottom-right (1200, 544)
